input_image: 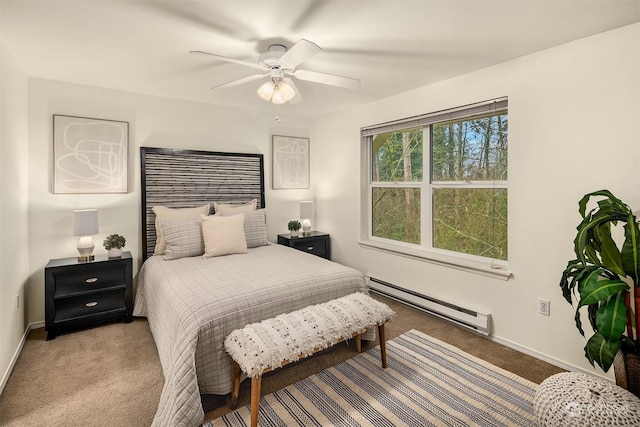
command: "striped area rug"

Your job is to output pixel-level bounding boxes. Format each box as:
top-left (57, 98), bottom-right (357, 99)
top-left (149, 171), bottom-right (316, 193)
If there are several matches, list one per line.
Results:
top-left (206, 329), bottom-right (537, 426)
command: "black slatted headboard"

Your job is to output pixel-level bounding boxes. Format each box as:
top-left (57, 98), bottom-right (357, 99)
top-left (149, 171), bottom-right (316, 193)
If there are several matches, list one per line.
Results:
top-left (140, 147), bottom-right (265, 260)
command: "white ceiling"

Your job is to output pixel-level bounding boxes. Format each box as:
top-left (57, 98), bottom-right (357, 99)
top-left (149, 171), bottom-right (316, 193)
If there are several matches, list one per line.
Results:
top-left (2, 1), bottom-right (639, 119)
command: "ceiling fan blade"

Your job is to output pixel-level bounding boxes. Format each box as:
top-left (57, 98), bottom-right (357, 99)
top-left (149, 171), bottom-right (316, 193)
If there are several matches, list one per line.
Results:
top-left (284, 78), bottom-right (303, 104)
top-left (292, 69), bottom-right (361, 90)
top-left (212, 73), bottom-right (268, 89)
top-left (190, 50), bottom-right (266, 70)
top-left (279, 39), bottom-right (322, 70)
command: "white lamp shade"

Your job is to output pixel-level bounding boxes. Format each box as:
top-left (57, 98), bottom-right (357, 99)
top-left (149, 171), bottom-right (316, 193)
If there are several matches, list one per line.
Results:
top-left (73, 209), bottom-right (99, 236)
top-left (300, 201), bottom-right (314, 220)
top-left (257, 81), bottom-right (275, 101)
top-left (277, 81), bottom-right (296, 102)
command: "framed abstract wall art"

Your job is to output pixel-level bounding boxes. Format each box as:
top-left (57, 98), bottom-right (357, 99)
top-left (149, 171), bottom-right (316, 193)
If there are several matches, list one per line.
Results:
top-left (53, 115), bottom-right (129, 194)
top-left (271, 135), bottom-right (310, 189)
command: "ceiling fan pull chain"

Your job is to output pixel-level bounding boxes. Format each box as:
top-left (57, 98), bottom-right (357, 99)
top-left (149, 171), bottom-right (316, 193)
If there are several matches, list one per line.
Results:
top-left (275, 103), bottom-right (282, 123)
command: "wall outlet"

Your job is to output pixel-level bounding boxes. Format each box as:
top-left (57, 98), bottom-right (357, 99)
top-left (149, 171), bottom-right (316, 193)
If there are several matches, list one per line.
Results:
top-left (538, 298), bottom-right (550, 316)
top-left (16, 293), bottom-right (20, 310)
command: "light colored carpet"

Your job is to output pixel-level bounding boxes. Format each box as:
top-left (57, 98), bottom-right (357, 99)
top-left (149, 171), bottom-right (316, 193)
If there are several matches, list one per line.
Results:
top-left (0, 296), bottom-right (563, 426)
top-left (0, 319), bottom-right (163, 427)
top-left (205, 329), bottom-right (538, 427)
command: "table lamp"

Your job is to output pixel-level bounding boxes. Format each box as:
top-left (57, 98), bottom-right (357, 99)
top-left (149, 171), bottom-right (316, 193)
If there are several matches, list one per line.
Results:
top-left (300, 201), bottom-right (314, 235)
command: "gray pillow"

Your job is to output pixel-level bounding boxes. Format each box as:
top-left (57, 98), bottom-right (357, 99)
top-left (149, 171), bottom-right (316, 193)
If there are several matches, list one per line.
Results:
top-left (158, 218), bottom-right (204, 260)
top-left (219, 209), bottom-right (269, 248)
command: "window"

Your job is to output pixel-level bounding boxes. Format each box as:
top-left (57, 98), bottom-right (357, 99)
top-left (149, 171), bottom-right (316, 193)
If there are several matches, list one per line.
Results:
top-left (362, 98), bottom-right (508, 269)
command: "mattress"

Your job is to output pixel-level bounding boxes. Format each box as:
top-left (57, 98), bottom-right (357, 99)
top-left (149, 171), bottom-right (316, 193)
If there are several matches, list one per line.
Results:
top-left (133, 244), bottom-right (368, 426)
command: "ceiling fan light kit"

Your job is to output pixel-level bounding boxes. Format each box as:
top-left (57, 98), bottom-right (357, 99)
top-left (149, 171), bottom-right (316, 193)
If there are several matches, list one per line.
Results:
top-left (191, 39), bottom-right (361, 107)
top-left (257, 68), bottom-right (296, 104)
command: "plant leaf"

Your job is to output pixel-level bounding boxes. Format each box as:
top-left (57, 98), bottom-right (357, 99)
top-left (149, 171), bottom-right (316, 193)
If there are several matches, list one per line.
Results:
top-left (596, 292), bottom-right (627, 341)
top-left (595, 223), bottom-right (625, 276)
top-left (574, 190), bottom-right (632, 267)
top-left (622, 217), bottom-right (640, 284)
top-left (579, 275), bottom-right (628, 307)
top-left (587, 303), bottom-right (599, 332)
top-left (575, 308), bottom-right (585, 336)
top-left (559, 259), bottom-right (594, 304)
top-left (584, 332), bottom-right (621, 372)
top-left (578, 190), bottom-right (626, 217)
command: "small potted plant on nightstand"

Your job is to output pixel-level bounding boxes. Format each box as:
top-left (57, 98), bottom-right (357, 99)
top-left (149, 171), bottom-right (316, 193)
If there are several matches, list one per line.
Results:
top-left (103, 234), bottom-right (126, 258)
top-left (288, 220), bottom-right (302, 237)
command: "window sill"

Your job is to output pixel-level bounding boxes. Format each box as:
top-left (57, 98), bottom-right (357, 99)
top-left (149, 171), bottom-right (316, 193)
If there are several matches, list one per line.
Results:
top-left (358, 239), bottom-right (512, 281)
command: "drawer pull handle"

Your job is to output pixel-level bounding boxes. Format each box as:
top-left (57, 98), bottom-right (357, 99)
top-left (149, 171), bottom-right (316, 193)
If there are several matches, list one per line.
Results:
top-left (86, 301), bottom-right (98, 307)
top-left (307, 246), bottom-right (314, 251)
top-left (85, 278), bottom-right (98, 283)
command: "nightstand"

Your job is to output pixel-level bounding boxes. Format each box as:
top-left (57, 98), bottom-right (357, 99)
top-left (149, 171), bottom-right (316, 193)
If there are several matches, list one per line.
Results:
top-left (45, 251), bottom-right (133, 340)
top-left (277, 231), bottom-right (330, 260)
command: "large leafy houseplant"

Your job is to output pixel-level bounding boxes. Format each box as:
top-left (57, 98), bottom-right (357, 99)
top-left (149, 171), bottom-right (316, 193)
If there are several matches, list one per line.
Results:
top-left (560, 190), bottom-right (640, 373)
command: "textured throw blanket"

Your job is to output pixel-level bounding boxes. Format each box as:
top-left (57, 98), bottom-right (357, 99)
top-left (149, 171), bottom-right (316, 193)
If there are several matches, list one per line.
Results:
top-left (225, 292), bottom-right (395, 377)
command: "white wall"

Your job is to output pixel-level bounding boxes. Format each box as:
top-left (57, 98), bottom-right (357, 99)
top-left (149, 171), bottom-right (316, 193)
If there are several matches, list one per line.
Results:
top-left (315, 23), bottom-right (640, 377)
top-left (25, 79), bottom-right (315, 325)
top-left (7, 21), bottom-right (639, 385)
top-left (0, 38), bottom-right (29, 391)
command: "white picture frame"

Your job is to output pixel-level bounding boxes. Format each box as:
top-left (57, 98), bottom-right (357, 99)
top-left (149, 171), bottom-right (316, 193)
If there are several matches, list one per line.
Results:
top-left (272, 135), bottom-right (310, 189)
top-left (53, 115), bottom-right (129, 194)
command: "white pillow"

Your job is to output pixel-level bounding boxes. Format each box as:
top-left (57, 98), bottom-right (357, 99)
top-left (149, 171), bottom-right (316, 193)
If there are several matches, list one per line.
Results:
top-left (218, 209), bottom-right (269, 248)
top-left (214, 199), bottom-right (257, 215)
top-left (201, 213), bottom-right (248, 258)
top-left (152, 204), bottom-right (210, 255)
top-left (158, 218), bottom-right (204, 260)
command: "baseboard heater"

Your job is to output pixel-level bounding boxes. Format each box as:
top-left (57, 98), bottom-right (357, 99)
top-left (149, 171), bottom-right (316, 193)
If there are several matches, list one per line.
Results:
top-left (365, 276), bottom-right (492, 336)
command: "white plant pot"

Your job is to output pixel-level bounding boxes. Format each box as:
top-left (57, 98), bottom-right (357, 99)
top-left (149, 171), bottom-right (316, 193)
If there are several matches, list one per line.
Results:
top-left (290, 230), bottom-right (299, 237)
top-left (108, 248), bottom-right (123, 258)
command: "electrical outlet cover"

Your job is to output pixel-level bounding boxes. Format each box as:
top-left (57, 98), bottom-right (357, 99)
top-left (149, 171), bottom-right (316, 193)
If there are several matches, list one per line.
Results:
top-left (538, 299), bottom-right (550, 316)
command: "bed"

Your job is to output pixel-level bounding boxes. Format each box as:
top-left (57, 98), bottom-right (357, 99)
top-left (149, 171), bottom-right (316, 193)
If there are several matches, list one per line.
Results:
top-left (133, 147), bottom-right (368, 427)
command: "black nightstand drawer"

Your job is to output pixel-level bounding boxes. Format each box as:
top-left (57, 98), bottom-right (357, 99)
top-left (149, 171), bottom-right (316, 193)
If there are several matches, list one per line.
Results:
top-left (51, 263), bottom-right (127, 298)
top-left (54, 288), bottom-right (127, 323)
top-left (277, 232), bottom-right (331, 260)
top-left (290, 238), bottom-right (328, 257)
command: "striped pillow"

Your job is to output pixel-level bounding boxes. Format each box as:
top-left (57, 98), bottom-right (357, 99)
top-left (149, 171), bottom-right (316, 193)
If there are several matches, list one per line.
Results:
top-left (243, 209), bottom-right (269, 248)
top-left (152, 204), bottom-right (210, 255)
top-left (158, 218), bottom-right (205, 260)
top-left (219, 209), bottom-right (269, 248)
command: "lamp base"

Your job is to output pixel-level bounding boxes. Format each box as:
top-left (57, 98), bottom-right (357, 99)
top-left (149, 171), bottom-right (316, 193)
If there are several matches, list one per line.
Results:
top-left (77, 236), bottom-right (95, 262)
top-left (302, 219), bottom-right (312, 236)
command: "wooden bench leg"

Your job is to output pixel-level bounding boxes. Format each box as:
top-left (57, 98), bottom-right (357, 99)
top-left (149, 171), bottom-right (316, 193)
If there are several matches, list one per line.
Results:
top-left (356, 333), bottom-right (362, 353)
top-left (230, 361), bottom-right (241, 409)
top-left (378, 323), bottom-right (388, 368)
top-left (251, 375), bottom-right (262, 427)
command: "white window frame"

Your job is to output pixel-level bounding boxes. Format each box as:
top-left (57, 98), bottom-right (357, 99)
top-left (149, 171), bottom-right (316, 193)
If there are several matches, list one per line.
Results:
top-left (360, 98), bottom-right (511, 280)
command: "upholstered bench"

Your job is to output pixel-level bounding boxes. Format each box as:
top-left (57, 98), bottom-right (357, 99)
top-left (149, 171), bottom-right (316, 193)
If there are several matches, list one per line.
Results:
top-left (224, 292), bottom-right (395, 427)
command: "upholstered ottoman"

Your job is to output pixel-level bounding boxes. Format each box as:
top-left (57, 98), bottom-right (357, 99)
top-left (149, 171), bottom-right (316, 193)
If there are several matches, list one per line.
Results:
top-left (534, 372), bottom-right (640, 426)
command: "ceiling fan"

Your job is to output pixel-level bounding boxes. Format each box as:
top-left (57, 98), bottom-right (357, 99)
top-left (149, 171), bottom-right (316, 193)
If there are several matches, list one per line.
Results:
top-left (191, 39), bottom-right (361, 105)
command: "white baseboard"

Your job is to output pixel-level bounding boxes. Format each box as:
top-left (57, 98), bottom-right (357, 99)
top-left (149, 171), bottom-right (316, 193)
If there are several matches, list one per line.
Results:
top-left (489, 334), bottom-right (613, 382)
top-left (0, 321), bottom-right (45, 395)
top-left (380, 295), bottom-right (612, 382)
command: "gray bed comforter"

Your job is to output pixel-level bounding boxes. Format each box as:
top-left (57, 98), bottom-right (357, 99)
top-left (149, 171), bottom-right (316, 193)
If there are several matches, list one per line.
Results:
top-left (133, 244), bottom-right (367, 427)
